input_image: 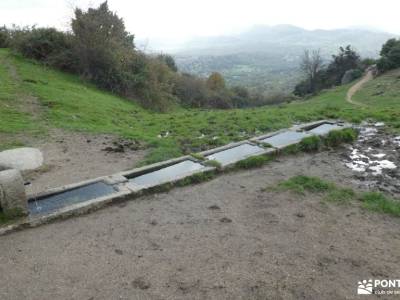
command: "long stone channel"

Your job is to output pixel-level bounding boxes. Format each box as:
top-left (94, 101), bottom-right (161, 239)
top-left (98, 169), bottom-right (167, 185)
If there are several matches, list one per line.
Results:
top-left (0, 120), bottom-right (352, 235)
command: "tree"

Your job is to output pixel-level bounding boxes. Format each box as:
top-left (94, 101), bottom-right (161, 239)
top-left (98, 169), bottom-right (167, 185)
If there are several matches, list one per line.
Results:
top-left (0, 26), bottom-right (9, 48)
top-left (206, 72), bottom-right (225, 90)
top-left (157, 54), bottom-right (178, 72)
top-left (71, 1), bottom-right (135, 91)
top-left (294, 49), bottom-right (323, 96)
top-left (377, 39), bottom-right (400, 72)
top-left (326, 45), bottom-right (360, 85)
top-left (300, 49), bottom-right (323, 84)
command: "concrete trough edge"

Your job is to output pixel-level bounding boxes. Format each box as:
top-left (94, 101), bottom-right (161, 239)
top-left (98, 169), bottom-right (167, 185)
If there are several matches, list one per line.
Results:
top-left (0, 119), bottom-right (354, 235)
top-left (289, 119), bottom-right (337, 131)
top-left (119, 155), bottom-right (196, 178)
top-left (124, 165), bottom-right (216, 192)
top-left (0, 188), bottom-right (133, 236)
top-left (198, 140), bottom-right (256, 157)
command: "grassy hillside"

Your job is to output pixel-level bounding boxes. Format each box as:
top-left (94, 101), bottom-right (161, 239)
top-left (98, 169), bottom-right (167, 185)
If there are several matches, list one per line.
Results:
top-left (0, 48), bottom-right (399, 164)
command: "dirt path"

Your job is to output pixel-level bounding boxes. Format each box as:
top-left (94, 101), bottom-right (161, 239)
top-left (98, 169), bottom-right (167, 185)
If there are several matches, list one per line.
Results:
top-left (1, 151), bottom-right (399, 299)
top-left (346, 70), bottom-right (373, 106)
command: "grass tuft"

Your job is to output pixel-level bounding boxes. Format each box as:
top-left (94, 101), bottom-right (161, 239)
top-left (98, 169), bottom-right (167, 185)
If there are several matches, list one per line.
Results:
top-left (0, 208), bottom-right (26, 225)
top-left (204, 159), bottom-right (222, 170)
top-left (276, 175), bottom-right (400, 216)
top-left (277, 175), bottom-right (334, 194)
top-left (299, 135), bottom-right (322, 152)
top-left (324, 128), bottom-right (358, 148)
top-left (235, 155), bottom-right (271, 169)
top-left (360, 192), bottom-right (400, 217)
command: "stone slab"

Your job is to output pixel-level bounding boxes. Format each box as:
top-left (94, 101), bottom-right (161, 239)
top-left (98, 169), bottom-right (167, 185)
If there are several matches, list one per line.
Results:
top-left (0, 148), bottom-right (43, 171)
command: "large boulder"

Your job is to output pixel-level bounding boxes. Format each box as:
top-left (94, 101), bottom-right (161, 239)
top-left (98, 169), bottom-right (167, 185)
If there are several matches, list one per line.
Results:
top-left (0, 169), bottom-right (28, 217)
top-left (0, 147), bottom-right (43, 171)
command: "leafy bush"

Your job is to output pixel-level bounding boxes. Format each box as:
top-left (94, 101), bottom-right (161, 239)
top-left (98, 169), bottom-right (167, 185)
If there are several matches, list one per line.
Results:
top-left (294, 45), bottom-right (362, 96)
top-left (2, 1), bottom-right (313, 111)
top-left (377, 38), bottom-right (400, 72)
top-left (0, 26), bottom-right (10, 48)
top-left (11, 27), bottom-right (74, 69)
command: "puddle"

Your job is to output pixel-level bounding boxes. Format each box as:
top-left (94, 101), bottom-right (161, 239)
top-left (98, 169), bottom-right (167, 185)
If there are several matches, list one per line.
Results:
top-left (260, 131), bottom-right (310, 148)
top-left (128, 160), bottom-right (206, 188)
top-left (308, 123), bottom-right (342, 135)
top-left (206, 143), bottom-right (265, 166)
top-left (29, 182), bottom-right (116, 215)
top-left (343, 123), bottom-right (399, 196)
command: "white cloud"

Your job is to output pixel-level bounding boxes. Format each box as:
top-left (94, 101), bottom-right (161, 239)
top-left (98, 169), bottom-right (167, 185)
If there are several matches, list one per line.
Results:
top-left (1, 0), bottom-right (399, 39)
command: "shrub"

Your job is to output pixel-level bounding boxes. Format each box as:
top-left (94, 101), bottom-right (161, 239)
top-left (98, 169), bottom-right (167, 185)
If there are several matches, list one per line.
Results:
top-left (377, 38), bottom-right (400, 72)
top-left (0, 26), bottom-right (10, 48)
top-left (11, 27), bottom-right (73, 65)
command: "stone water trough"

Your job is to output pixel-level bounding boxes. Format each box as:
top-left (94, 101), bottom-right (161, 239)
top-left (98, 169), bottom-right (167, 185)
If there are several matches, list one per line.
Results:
top-left (0, 120), bottom-right (352, 235)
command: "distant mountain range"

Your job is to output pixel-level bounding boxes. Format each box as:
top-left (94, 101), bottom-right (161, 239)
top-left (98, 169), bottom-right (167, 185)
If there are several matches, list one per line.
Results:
top-left (148, 25), bottom-right (397, 94)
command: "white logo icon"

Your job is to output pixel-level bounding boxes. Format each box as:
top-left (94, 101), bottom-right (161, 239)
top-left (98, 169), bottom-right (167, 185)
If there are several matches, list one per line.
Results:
top-left (358, 279), bottom-right (373, 295)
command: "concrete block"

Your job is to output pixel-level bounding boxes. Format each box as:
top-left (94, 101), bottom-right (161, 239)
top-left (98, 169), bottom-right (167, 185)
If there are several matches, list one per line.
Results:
top-left (0, 169), bottom-right (28, 216)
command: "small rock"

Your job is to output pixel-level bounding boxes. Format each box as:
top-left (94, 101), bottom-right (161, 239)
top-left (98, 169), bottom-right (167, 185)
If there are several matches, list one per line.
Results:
top-left (131, 278), bottom-right (151, 290)
top-left (208, 205), bottom-right (221, 210)
top-left (114, 249), bottom-right (123, 255)
top-left (220, 217), bottom-right (232, 223)
top-left (295, 212), bottom-right (305, 218)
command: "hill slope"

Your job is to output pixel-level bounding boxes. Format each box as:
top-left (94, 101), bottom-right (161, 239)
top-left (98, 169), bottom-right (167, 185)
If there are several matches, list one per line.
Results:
top-left (0, 48), bottom-right (399, 166)
top-left (172, 25), bottom-right (397, 93)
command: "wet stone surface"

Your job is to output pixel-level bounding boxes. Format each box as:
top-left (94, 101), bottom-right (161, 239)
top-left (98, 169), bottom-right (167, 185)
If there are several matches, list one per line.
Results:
top-left (206, 143), bottom-right (265, 166)
top-left (343, 122), bottom-right (400, 197)
top-left (28, 182), bottom-right (117, 215)
top-left (260, 131), bottom-right (310, 148)
top-left (128, 160), bottom-right (206, 188)
top-left (308, 123), bottom-right (343, 135)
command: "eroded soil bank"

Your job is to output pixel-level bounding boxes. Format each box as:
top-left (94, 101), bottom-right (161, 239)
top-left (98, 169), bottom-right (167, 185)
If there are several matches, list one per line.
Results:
top-left (0, 150), bottom-right (399, 300)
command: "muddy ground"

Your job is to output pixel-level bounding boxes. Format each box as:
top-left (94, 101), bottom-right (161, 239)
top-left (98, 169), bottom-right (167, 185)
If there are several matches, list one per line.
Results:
top-left (0, 149), bottom-right (399, 300)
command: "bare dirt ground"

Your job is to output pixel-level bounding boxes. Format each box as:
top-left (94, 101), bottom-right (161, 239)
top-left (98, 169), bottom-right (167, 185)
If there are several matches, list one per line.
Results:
top-left (1, 150), bottom-right (399, 300)
top-left (346, 70), bottom-right (373, 106)
top-left (23, 130), bottom-right (147, 195)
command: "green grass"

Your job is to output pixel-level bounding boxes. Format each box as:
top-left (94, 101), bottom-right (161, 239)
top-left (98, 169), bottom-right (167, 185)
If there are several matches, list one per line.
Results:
top-left (0, 207), bottom-right (26, 225)
top-left (0, 50), bottom-right (38, 135)
top-left (1, 48), bottom-right (400, 164)
top-left (204, 159), bottom-right (222, 169)
top-left (277, 175), bottom-right (334, 194)
top-left (353, 69), bottom-right (400, 130)
top-left (276, 175), bottom-right (400, 215)
top-left (360, 192), bottom-right (400, 217)
top-left (234, 154), bottom-right (272, 169)
top-left (324, 128), bottom-right (358, 148)
top-left (299, 135), bottom-right (322, 152)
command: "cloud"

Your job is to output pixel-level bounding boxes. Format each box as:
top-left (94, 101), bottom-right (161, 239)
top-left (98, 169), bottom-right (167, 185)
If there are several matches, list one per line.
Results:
top-left (0, 0), bottom-right (399, 39)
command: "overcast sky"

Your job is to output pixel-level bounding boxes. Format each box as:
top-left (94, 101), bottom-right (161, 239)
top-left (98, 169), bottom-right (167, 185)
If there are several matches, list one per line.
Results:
top-left (1, 0), bottom-right (400, 41)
